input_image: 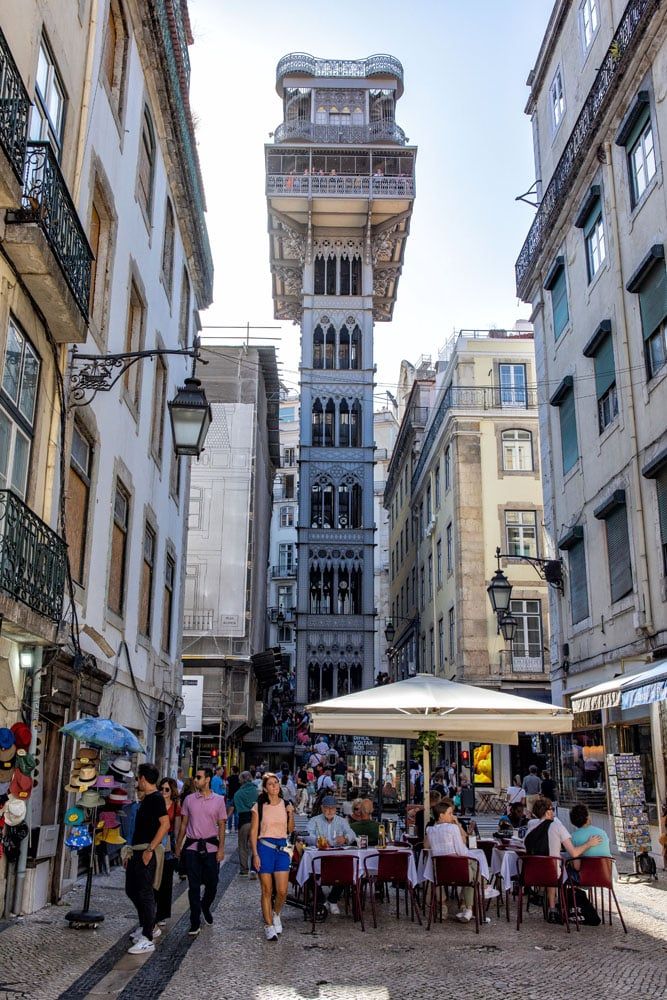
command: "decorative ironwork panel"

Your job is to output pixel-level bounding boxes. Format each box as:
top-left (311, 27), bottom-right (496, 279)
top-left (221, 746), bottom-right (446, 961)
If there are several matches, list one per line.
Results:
top-left (11, 142), bottom-right (93, 319)
top-left (274, 120), bottom-right (407, 145)
top-left (267, 174), bottom-right (415, 198)
top-left (0, 490), bottom-right (67, 621)
top-left (515, 0), bottom-right (660, 299)
top-left (0, 28), bottom-right (30, 180)
top-left (276, 52), bottom-right (404, 88)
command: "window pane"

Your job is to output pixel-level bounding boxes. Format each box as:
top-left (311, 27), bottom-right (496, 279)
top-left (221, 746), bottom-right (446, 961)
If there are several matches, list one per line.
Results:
top-left (2, 324), bottom-right (22, 404)
top-left (0, 411), bottom-right (11, 489)
top-left (18, 344), bottom-right (39, 424)
top-left (11, 427), bottom-right (30, 498)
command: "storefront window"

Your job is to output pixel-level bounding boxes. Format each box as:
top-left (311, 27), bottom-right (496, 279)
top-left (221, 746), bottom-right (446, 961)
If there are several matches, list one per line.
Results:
top-left (557, 711), bottom-right (607, 809)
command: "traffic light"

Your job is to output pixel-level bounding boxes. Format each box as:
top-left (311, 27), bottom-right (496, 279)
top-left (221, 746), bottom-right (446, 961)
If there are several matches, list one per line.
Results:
top-left (459, 748), bottom-right (470, 766)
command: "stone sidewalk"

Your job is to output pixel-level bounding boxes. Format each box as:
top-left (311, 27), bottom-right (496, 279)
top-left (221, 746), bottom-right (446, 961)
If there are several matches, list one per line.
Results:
top-left (0, 846), bottom-right (665, 1000)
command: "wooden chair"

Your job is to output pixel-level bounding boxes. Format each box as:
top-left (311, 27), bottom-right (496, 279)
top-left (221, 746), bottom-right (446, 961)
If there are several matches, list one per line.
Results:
top-left (516, 855), bottom-right (569, 933)
top-left (426, 855), bottom-right (483, 933)
top-left (363, 851), bottom-right (422, 928)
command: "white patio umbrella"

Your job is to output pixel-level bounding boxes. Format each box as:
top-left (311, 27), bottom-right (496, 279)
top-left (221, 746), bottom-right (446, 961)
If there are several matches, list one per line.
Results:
top-left (308, 673), bottom-right (573, 815)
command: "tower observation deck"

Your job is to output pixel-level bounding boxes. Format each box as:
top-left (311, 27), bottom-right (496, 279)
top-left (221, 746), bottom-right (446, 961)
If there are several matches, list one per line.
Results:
top-left (265, 52), bottom-right (416, 705)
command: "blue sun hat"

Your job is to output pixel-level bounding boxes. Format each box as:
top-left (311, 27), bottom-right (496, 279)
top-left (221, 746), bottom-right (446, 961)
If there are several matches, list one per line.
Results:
top-left (65, 826), bottom-right (93, 850)
top-left (0, 728), bottom-right (14, 750)
top-left (64, 805), bottom-right (86, 827)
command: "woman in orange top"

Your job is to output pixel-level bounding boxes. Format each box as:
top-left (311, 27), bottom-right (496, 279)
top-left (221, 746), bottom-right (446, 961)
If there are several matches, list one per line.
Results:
top-left (249, 772), bottom-right (294, 940)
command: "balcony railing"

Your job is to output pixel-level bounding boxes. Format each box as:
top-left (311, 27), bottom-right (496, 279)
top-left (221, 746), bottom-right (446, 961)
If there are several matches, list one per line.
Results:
top-left (267, 173), bottom-right (415, 198)
top-left (0, 28), bottom-right (30, 180)
top-left (271, 564), bottom-right (297, 579)
top-left (183, 610), bottom-right (214, 631)
top-left (276, 52), bottom-right (404, 93)
top-left (8, 142), bottom-right (93, 319)
top-left (274, 119), bottom-right (407, 145)
top-left (515, 0), bottom-right (660, 299)
top-left (0, 490), bottom-right (67, 621)
top-left (411, 386), bottom-right (538, 491)
top-left (261, 724), bottom-right (296, 744)
top-left (268, 606), bottom-right (296, 623)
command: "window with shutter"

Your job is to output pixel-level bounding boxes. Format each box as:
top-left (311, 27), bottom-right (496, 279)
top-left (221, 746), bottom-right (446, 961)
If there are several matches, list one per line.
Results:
top-left (547, 264), bottom-right (569, 340)
top-left (656, 468), bottom-right (667, 576)
top-left (558, 387), bottom-right (579, 474)
top-left (568, 537), bottom-right (589, 624)
top-left (591, 333), bottom-right (618, 432)
top-left (636, 260), bottom-right (667, 378)
top-left (604, 504), bottom-right (633, 602)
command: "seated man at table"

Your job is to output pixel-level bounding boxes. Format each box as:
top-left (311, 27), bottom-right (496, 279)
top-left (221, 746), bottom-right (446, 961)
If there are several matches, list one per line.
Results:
top-left (425, 799), bottom-right (496, 923)
top-left (306, 796), bottom-right (357, 915)
top-left (350, 798), bottom-right (379, 846)
top-left (568, 803), bottom-right (611, 858)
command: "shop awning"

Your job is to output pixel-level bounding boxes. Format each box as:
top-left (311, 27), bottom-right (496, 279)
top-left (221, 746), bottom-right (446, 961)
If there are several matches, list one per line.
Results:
top-left (570, 659), bottom-right (667, 712)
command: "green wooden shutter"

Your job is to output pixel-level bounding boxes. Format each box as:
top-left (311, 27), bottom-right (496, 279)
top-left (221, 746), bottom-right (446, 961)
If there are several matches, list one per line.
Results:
top-left (559, 387), bottom-right (578, 474)
top-left (569, 538), bottom-right (589, 624)
top-left (583, 201), bottom-right (601, 238)
top-left (656, 468), bottom-right (667, 547)
top-left (624, 106), bottom-right (651, 153)
top-left (605, 504), bottom-right (633, 602)
top-left (552, 268), bottom-right (569, 340)
top-left (593, 333), bottom-right (616, 399)
top-left (639, 261), bottom-right (667, 339)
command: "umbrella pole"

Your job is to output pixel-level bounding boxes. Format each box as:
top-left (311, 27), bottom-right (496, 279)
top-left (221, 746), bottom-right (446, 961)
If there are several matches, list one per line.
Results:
top-left (423, 745), bottom-right (430, 826)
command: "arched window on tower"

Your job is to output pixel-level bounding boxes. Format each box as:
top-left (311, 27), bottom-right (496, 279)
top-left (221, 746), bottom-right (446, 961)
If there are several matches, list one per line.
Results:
top-left (322, 566), bottom-right (334, 614)
top-left (311, 399), bottom-right (323, 446)
top-left (314, 256), bottom-right (326, 295)
top-left (351, 325), bottom-right (361, 368)
top-left (326, 255), bottom-right (336, 296)
top-left (350, 662), bottom-right (363, 692)
top-left (324, 324), bottom-right (335, 369)
top-left (350, 400), bottom-right (362, 447)
top-left (337, 567), bottom-right (350, 615)
top-left (324, 399), bottom-right (335, 447)
top-left (338, 483), bottom-right (350, 528)
top-left (340, 256), bottom-right (351, 296)
top-left (351, 257), bottom-right (362, 295)
top-left (309, 567), bottom-right (322, 613)
top-left (339, 399), bottom-right (350, 447)
top-left (338, 324), bottom-right (350, 368)
top-left (350, 566), bottom-right (362, 613)
top-left (351, 482), bottom-right (362, 527)
top-left (313, 324), bottom-right (324, 369)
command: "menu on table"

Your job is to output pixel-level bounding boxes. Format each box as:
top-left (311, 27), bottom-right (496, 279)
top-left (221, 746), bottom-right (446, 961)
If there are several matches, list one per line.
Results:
top-left (606, 753), bottom-right (651, 852)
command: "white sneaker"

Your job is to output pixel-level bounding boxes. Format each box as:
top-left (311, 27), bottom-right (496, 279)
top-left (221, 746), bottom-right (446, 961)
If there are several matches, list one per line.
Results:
top-left (455, 908), bottom-right (473, 923)
top-left (325, 901), bottom-right (341, 916)
top-left (264, 924), bottom-right (278, 941)
top-left (484, 886), bottom-right (500, 899)
top-left (128, 935), bottom-right (155, 954)
top-left (272, 913), bottom-right (283, 934)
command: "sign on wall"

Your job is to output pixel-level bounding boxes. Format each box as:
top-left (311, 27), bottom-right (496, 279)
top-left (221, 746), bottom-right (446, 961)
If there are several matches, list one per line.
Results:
top-left (472, 743), bottom-right (494, 785)
top-left (181, 675), bottom-right (204, 732)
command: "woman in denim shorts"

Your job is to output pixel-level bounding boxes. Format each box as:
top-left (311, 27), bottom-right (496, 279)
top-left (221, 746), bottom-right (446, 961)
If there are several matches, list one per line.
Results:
top-left (249, 773), bottom-right (295, 940)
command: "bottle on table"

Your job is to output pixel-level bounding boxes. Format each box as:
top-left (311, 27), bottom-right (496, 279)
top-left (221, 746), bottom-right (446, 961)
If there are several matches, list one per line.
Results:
top-left (378, 822), bottom-right (386, 848)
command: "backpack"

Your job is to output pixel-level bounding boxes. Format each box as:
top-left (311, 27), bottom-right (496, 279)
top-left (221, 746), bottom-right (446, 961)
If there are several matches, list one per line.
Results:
top-left (524, 819), bottom-right (552, 856)
top-left (567, 887), bottom-right (601, 926)
top-left (636, 851), bottom-right (658, 879)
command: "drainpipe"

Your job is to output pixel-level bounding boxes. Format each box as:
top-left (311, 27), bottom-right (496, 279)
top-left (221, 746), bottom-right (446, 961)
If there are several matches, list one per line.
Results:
top-left (14, 646), bottom-right (43, 916)
top-left (603, 141), bottom-right (654, 635)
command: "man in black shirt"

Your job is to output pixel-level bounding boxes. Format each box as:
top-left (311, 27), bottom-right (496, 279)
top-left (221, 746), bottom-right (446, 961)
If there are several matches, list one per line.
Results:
top-left (125, 762), bottom-right (169, 954)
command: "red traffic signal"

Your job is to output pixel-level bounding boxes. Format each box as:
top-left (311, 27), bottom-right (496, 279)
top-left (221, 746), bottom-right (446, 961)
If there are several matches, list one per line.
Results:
top-left (211, 748), bottom-right (218, 758)
top-left (460, 750), bottom-right (470, 764)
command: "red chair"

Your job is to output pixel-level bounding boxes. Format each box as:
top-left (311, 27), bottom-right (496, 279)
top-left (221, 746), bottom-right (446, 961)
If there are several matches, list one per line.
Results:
top-left (568, 857), bottom-right (627, 934)
top-left (311, 854), bottom-right (364, 932)
top-left (516, 855), bottom-right (569, 933)
top-left (426, 855), bottom-right (483, 933)
top-left (363, 851), bottom-right (422, 928)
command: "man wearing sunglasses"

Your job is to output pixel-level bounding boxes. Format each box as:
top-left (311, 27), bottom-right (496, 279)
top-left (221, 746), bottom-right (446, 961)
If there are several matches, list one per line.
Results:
top-left (176, 767), bottom-right (227, 936)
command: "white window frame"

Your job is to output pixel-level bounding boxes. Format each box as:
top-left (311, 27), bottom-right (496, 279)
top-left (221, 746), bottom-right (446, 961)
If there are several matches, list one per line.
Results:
top-left (499, 364), bottom-right (527, 407)
top-left (502, 429), bottom-right (534, 472)
top-left (629, 118), bottom-right (656, 205)
top-left (586, 211), bottom-right (606, 280)
top-left (549, 67), bottom-right (565, 136)
top-left (580, 0), bottom-right (600, 52)
top-left (505, 510), bottom-right (538, 558)
top-left (510, 599), bottom-right (543, 672)
top-left (31, 37), bottom-right (66, 155)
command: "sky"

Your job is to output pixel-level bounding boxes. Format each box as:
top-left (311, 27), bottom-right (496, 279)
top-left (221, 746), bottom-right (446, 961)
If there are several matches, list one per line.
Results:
top-left (187, 0), bottom-right (554, 400)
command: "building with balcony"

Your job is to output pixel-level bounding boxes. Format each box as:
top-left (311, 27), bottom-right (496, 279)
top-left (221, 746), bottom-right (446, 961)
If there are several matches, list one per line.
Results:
top-left (266, 53), bottom-right (416, 706)
top-left (382, 361), bottom-right (435, 681)
top-left (516, 0), bottom-right (667, 847)
top-left (0, 1), bottom-right (213, 913)
top-left (373, 405), bottom-right (399, 683)
top-left (181, 346), bottom-right (279, 769)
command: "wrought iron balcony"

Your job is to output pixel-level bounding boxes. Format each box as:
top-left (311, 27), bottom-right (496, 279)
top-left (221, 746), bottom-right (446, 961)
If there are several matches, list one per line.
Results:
top-left (183, 609), bottom-right (215, 631)
top-left (8, 141), bottom-right (93, 319)
top-left (515, 0), bottom-right (660, 299)
top-left (274, 119), bottom-right (407, 146)
top-left (0, 27), bottom-right (30, 181)
top-left (266, 173), bottom-right (415, 198)
top-left (268, 606), bottom-right (296, 623)
top-left (411, 385), bottom-right (538, 491)
top-left (276, 52), bottom-right (404, 96)
top-left (271, 563), bottom-right (297, 579)
top-left (261, 724), bottom-right (296, 744)
top-left (0, 490), bottom-right (67, 621)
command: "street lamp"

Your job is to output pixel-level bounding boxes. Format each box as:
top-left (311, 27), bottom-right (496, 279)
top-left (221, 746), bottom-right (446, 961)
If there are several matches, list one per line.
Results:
top-left (168, 377), bottom-right (212, 457)
top-left (384, 621), bottom-right (396, 645)
top-left (487, 545), bottom-right (563, 643)
top-left (487, 563), bottom-right (513, 615)
top-left (498, 612), bottom-right (517, 643)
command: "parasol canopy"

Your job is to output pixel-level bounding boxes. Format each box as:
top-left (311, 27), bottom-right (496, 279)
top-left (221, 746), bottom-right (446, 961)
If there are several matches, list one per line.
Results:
top-left (308, 673), bottom-right (573, 745)
top-left (60, 717), bottom-right (145, 754)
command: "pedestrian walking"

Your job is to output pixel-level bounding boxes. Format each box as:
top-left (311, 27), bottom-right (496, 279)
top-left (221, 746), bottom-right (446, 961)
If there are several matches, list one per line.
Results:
top-left (211, 765), bottom-right (226, 796)
top-left (175, 767), bottom-right (227, 937)
top-left (234, 770), bottom-right (259, 876)
top-left (249, 772), bottom-right (295, 940)
top-left (123, 763), bottom-right (170, 955)
top-left (226, 765), bottom-right (241, 832)
top-left (154, 777), bottom-right (181, 926)
top-left (522, 765), bottom-right (542, 815)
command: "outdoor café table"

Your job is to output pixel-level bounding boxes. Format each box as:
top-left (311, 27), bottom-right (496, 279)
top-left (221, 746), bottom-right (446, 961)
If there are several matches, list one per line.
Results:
top-left (296, 845), bottom-right (418, 889)
top-left (490, 845), bottom-right (523, 892)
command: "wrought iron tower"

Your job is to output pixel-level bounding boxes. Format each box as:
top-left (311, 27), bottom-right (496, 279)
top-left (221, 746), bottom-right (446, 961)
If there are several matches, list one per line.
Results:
top-left (265, 53), bottom-right (416, 705)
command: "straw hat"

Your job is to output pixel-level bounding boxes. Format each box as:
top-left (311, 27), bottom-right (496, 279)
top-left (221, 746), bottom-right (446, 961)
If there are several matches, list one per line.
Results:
top-left (97, 826), bottom-right (125, 846)
top-left (78, 765), bottom-right (98, 784)
top-left (78, 789), bottom-right (104, 808)
top-left (2, 796), bottom-right (27, 826)
top-left (108, 758), bottom-right (133, 779)
top-left (65, 774), bottom-right (83, 792)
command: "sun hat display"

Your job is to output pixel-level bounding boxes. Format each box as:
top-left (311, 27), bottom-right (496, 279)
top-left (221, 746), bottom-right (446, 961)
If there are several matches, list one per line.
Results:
top-left (10, 722), bottom-right (32, 750)
top-left (65, 826), bottom-right (93, 850)
top-left (16, 751), bottom-right (36, 775)
top-left (9, 771), bottom-right (33, 800)
top-left (0, 728), bottom-right (15, 750)
top-left (108, 787), bottom-right (130, 805)
top-left (0, 744), bottom-right (16, 762)
top-left (95, 825), bottom-right (125, 846)
top-left (65, 805), bottom-right (86, 826)
top-left (0, 755), bottom-right (14, 772)
top-left (2, 796), bottom-right (27, 826)
top-left (98, 810), bottom-right (120, 829)
top-left (78, 789), bottom-right (104, 808)
top-left (95, 774), bottom-right (114, 789)
top-left (108, 758), bottom-right (133, 779)
top-left (78, 765), bottom-right (98, 784)
top-left (65, 774), bottom-right (83, 792)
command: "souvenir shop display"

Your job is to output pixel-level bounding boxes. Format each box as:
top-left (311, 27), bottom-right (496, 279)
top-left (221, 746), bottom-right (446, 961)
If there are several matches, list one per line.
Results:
top-left (0, 722), bottom-right (35, 866)
top-left (607, 753), bottom-right (652, 862)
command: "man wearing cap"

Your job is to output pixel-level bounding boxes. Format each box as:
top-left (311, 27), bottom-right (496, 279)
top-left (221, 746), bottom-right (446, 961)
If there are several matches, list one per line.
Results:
top-left (175, 767), bottom-right (227, 937)
top-left (305, 798), bottom-right (356, 915)
top-left (124, 763), bottom-right (169, 955)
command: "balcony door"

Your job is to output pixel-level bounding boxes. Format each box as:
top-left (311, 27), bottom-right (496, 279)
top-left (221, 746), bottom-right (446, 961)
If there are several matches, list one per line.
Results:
top-left (510, 599), bottom-right (543, 672)
top-left (499, 363), bottom-right (527, 407)
top-left (0, 320), bottom-right (40, 501)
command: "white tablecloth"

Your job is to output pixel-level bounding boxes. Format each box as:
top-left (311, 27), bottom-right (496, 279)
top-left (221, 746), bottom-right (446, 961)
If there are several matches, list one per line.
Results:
top-left (490, 848), bottom-right (522, 891)
top-left (296, 847), bottom-right (417, 887)
top-left (419, 848), bottom-right (490, 884)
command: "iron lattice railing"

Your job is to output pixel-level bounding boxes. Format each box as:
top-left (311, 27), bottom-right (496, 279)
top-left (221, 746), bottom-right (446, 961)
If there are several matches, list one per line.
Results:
top-left (274, 119), bottom-right (407, 145)
top-left (411, 386), bottom-right (538, 492)
top-left (276, 52), bottom-right (404, 89)
top-left (267, 174), bottom-right (415, 198)
top-left (0, 27), bottom-right (30, 180)
top-left (11, 141), bottom-right (93, 319)
top-left (0, 490), bottom-right (67, 621)
top-left (183, 610), bottom-right (214, 631)
top-left (515, 0), bottom-right (660, 299)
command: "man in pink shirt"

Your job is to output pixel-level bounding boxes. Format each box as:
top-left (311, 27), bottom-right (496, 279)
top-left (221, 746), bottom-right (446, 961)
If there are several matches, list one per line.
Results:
top-left (176, 767), bottom-right (227, 936)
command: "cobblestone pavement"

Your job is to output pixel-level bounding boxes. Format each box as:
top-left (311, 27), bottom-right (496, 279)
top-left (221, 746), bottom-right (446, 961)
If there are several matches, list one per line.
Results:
top-left (0, 845), bottom-right (666, 1000)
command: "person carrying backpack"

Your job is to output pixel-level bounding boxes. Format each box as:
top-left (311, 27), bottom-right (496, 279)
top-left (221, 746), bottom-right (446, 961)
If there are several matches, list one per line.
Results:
top-left (524, 797), bottom-right (603, 923)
